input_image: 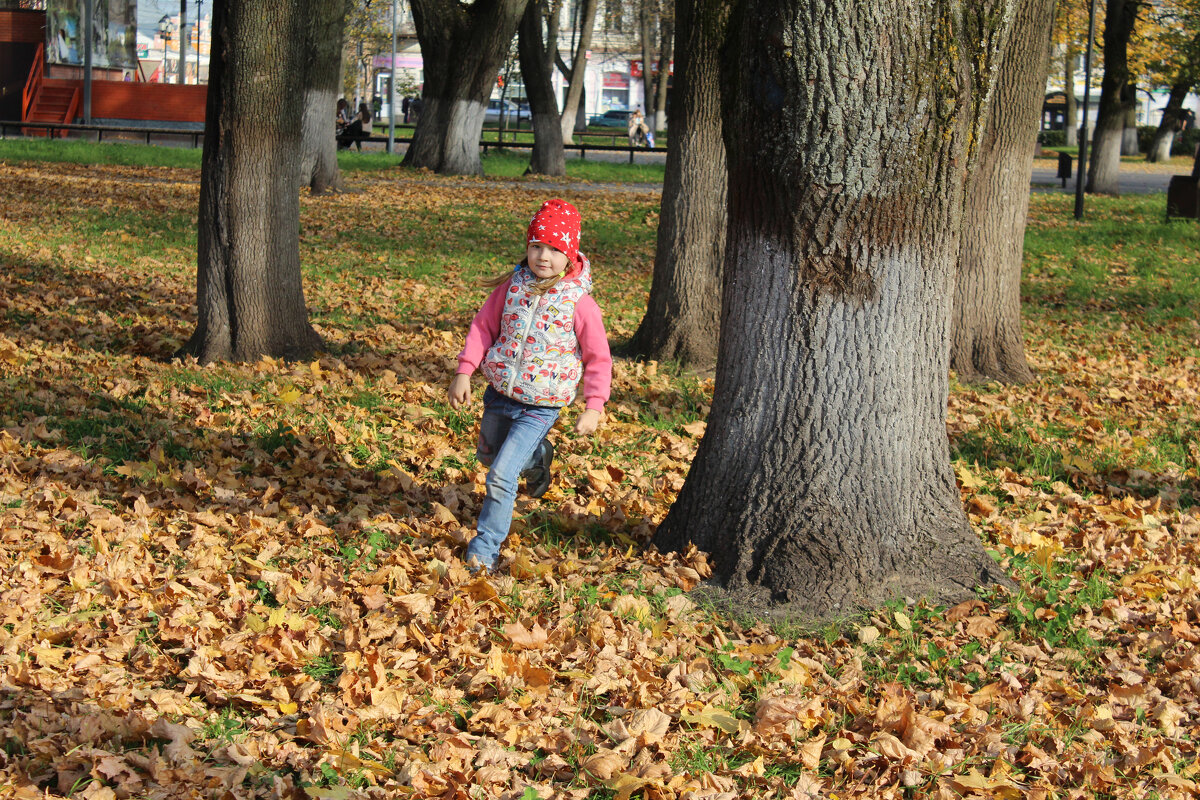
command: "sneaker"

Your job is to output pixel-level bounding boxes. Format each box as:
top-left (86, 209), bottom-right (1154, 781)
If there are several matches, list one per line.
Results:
top-left (521, 439), bottom-right (554, 499)
top-left (465, 555), bottom-right (494, 575)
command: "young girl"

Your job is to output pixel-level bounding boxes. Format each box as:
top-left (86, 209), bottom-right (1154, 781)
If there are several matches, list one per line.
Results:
top-left (448, 199), bottom-right (612, 572)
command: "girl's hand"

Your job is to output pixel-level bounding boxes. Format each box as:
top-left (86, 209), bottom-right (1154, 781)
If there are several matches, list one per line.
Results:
top-left (448, 374), bottom-right (472, 409)
top-left (575, 408), bottom-right (602, 435)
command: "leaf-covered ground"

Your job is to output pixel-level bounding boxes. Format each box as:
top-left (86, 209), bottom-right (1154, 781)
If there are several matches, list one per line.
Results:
top-left (0, 158), bottom-right (1198, 800)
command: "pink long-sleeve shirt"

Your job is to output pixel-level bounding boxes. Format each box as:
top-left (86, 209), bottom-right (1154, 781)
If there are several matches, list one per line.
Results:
top-left (457, 278), bottom-right (613, 412)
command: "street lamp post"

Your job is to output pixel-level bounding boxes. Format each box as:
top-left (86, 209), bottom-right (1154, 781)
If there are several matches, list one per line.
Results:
top-left (83, 0), bottom-right (93, 123)
top-left (195, 1), bottom-right (203, 83)
top-left (178, 1), bottom-right (188, 84)
top-left (1074, 0), bottom-right (1098, 220)
top-left (158, 15), bottom-right (176, 84)
top-left (388, 0), bottom-right (397, 155)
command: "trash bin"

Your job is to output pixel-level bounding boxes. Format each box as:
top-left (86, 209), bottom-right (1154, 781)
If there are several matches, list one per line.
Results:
top-left (1057, 152), bottom-right (1073, 187)
top-left (1166, 176), bottom-right (1199, 220)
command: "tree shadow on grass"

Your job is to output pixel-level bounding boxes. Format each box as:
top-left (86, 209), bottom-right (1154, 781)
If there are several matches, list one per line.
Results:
top-left (950, 427), bottom-right (1199, 512)
top-left (0, 246), bottom-right (192, 360)
top-left (0, 365), bottom-right (640, 572)
top-left (0, 242), bottom-right (640, 563)
top-left (0, 687), bottom-right (263, 798)
top-left (0, 368), bottom-right (473, 552)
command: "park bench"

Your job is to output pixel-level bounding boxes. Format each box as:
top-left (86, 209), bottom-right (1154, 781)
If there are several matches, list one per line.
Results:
top-left (1166, 153), bottom-right (1200, 221)
top-left (1, 120), bottom-right (204, 148)
top-left (0, 120), bottom-right (667, 163)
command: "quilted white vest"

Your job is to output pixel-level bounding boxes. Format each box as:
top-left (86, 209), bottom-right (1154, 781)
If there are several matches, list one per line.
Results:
top-left (480, 257), bottom-right (592, 407)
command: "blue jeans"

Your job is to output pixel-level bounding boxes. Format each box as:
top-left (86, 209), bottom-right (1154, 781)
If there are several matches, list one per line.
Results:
top-left (465, 386), bottom-right (560, 569)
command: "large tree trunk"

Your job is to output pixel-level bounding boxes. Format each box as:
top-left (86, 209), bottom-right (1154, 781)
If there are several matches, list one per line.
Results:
top-left (557, 0), bottom-right (599, 144)
top-left (178, 0), bottom-right (323, 364)
top-left (653, 0), bottom-right (1015, 616)
top-left (1147, 81), bottom-right (1191, 163)
top-left (1086, 0), bottom-right (1139, 195)
top-left (299, 0), bottom-right (349, 195)
top-left (518, 0), bottom-right (566, 175)
top-left (403, 0), bottom-right (529, 176)
top-left (651, 12), bottom-right (673, 133)
top-left (626, 0), bottom-right (727, 367)
top-left (951, 0), bottom-right (1054, 386)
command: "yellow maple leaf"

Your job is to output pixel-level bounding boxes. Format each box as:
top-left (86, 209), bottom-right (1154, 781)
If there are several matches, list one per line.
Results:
top-left (603, 773), bottom-right (651, 800)
top-left (681, 705), bottom-right (746, 735)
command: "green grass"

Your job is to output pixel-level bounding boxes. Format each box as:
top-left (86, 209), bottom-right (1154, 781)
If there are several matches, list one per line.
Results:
top-left (477, 149), bottom-right (665, 182)
top-left (1023, 193), bottom-right (1200, 339)
top-left (0, 136), bottom-right (205, 168)
top-left (0, 137), bottom-right (664, 183)
top-left (200, 706), bottom-right (248, 745)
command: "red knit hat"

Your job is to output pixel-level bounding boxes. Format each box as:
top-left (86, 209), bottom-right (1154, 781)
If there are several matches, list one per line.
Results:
top-left (526, 199), bottom-right (582, 269)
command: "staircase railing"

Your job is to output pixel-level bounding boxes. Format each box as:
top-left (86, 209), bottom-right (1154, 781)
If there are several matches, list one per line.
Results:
top-left (61, 87), bottom-right (82, 136)
top-left (22, 41), bottom-right (44, 122)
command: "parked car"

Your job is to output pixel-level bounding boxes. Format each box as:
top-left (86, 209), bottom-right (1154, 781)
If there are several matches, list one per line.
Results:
top-left (589, 109), bottom-right (633, 128)
top-left (484, 98), bottom-right (519, 124)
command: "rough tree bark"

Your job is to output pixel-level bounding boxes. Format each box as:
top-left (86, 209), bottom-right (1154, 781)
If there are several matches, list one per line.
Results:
top-left (625, 0), bottom-right (728, 367)
top-left (1147, 81), bottom-right (1192, 163)
top-left (1086, 0), bottom-right (1139, 195)
top-left (404, 0), bottom-right (529, 175)
top-left (178, 0), bottom-right (323, 364)
top-left (652, 0), bottom-right (1015, 617)
top-left (299, 0), bottom-right (349, 195)
top-left (518, 0), bottom-right (566, 175)
top-left (556, 0), bottom-right (599, 143)
top-left (951, 0), bottom-right (1055, 386)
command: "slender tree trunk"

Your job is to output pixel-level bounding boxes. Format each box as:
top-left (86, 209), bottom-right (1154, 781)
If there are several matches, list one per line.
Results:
top-left (557, 0), bottom-right (598, 143)
top-left (653, 0), bottom-right (1015, 616)
top-left (952, 0), bottom-right (1054, 386)
top-left (1147, 81), bottom-right (1191, 163)
top-left (403, 0), bottom-right (529, 175)
top-left (178, 0), bottom-right (323, 364)
top-left (1086, 0), bottom-right (1139, 195)
top-left (518, 0), bottom-right (566, 175)
top-left (652, 13), bottom-right (673, 133)
top-left (299, 0), bottom-right (349, 195)
top-left (1064, 42), bottom-right (1078, 147)
top-left (626, 0), bottom-right (727, 367)
top-left (639, 0), bottom-right (656, 125)
top-left (1120, 83), bottom-right (1140, 155)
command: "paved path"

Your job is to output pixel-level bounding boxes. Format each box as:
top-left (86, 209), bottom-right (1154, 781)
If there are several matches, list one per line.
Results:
top-left (1030, 166), bottom-right (1174, 195)
top-left (76, 130), bottom-right (1181, 195)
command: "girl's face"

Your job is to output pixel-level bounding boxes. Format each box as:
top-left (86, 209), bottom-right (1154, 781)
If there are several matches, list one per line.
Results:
top-left (526, 243), bottom-right (570, 279)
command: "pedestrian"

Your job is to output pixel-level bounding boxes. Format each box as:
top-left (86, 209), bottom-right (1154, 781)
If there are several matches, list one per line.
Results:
top-left (628, 107), bottom-right (650, 147)
top-left (338, 102), bottom-right (373, 150)
top-left (447, 199), bottom-right (612, 573)
top-left (402, 95), bottom-right (411, 124)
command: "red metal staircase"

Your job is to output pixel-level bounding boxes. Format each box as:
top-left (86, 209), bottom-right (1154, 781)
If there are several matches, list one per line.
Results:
top-left (22, 43), bottom-right (80, 136)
